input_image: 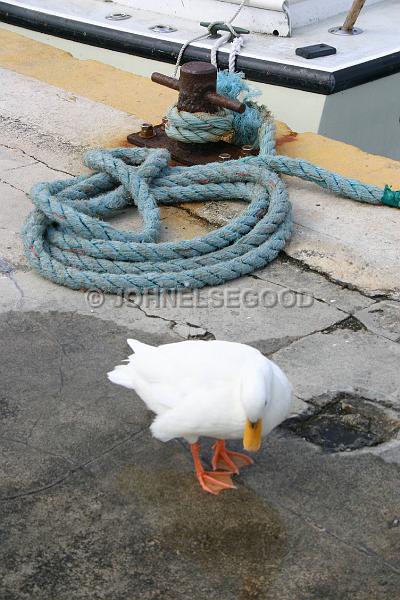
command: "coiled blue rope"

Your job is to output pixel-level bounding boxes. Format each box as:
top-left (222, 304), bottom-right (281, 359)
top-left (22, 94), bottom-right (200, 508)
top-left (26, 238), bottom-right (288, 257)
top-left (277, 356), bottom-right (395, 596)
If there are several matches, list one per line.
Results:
top-left (22, 73), bottom-right (394, 294)
top-left (165, 106), bottom-right (234, 143)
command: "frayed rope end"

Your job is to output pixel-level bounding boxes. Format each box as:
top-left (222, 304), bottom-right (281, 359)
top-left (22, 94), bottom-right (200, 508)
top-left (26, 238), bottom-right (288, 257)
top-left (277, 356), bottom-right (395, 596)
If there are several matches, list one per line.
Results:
top-left (381, 185), bottom-right (400, 208)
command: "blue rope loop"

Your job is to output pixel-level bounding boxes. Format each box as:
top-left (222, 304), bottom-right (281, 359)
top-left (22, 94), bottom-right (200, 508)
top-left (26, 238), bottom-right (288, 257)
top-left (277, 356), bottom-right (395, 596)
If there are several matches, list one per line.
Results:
top-left (22, 72), bottom-right (391, 294)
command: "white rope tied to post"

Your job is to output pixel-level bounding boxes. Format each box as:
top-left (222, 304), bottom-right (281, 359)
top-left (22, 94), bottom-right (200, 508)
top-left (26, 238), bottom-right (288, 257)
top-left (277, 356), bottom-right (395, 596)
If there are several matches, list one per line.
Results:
top-left (211, 30), bottom-right (245, 72)
top-left (229, 36), bottom-right (244, 72)
top-left (173, 0), bottom-right (248, 77)
top-left (210, 31), bottom-right (232, 69)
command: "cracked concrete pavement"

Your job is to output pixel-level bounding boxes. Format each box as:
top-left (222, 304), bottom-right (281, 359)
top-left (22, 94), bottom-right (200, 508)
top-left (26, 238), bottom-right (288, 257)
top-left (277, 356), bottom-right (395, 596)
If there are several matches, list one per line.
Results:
top-left (1, 68), bottom-right (400, 600)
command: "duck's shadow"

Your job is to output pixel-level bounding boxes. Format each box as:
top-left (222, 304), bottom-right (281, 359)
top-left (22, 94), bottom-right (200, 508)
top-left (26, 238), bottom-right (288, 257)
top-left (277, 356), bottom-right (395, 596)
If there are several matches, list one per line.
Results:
top-left (119, 463), bottom-right (286, 600)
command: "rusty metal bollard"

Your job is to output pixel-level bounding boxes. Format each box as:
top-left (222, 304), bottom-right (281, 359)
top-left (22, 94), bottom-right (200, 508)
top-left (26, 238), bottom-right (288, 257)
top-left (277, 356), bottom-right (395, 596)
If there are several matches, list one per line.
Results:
top-left (127, 61), bottom-right (255, 166)
top-left (151, 62), bottom-right (245, 114)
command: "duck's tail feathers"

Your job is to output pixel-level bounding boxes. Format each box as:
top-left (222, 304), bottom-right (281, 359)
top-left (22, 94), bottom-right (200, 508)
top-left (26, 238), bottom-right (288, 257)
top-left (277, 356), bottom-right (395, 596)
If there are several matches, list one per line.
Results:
top-left (127, 339), bottom-right (153, 353)
top-left (150, 414), bottom-right (174, 443)
top-left (107, 364), bottom-right (136, 390)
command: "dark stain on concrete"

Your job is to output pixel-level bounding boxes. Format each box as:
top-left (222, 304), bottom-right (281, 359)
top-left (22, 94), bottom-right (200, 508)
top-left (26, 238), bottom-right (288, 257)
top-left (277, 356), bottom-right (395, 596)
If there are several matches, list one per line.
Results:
top-left (0, 257), bottom-right (14, 273)
top-left (284, 394), bottom-right (400, 452)
top-left (322, 315), bottom-right (366, 334)
top-left (0, 397), bottom-right (20, 419)
top-left (118, 466), bottom-right (286, 600)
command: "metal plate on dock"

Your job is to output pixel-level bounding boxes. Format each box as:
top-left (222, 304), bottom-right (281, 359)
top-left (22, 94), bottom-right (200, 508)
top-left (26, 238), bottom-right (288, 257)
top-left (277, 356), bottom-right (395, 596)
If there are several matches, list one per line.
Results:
top-left (127, 124), bottom-right (256, 166)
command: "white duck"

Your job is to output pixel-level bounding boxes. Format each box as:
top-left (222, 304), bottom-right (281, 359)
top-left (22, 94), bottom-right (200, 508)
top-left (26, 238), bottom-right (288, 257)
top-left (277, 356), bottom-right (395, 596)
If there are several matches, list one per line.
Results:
top-left (108, 339), bottom-right (292, 495)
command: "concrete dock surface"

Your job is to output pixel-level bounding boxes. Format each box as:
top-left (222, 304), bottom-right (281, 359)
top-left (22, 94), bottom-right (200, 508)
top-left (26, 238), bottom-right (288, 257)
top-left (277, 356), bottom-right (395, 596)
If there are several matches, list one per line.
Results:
top-left (1, 27), bottom-right (400, 600)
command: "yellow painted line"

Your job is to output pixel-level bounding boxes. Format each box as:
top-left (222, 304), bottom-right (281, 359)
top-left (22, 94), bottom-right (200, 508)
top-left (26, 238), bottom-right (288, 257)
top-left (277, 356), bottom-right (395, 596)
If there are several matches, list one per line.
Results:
top-left (0, 28), bottom-right (176, 125)
top-left (276, 125), bottom-right (400, 190)
top-left (0, 27), bottom-right (399, 189)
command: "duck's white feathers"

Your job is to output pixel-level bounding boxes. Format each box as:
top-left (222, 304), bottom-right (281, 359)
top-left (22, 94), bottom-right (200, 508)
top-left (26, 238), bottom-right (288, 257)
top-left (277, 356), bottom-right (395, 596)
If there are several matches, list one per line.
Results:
top-left (108, 339), bottom-right (292, 444)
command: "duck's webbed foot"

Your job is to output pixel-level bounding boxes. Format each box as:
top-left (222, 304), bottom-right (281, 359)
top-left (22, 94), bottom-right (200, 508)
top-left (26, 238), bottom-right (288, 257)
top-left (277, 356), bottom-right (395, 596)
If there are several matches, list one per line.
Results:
top-left (197, 470), bottom-right (236, 495)
top-left (190, 442), bottom-right (236, 495)
top-left (211, 439), bottom-right (254, 474)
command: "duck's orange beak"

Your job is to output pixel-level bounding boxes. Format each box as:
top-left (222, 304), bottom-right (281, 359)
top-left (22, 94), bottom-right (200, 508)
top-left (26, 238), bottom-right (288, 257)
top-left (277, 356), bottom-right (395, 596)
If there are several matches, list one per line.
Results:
top-left (243, 418), bottom-right (263, 452)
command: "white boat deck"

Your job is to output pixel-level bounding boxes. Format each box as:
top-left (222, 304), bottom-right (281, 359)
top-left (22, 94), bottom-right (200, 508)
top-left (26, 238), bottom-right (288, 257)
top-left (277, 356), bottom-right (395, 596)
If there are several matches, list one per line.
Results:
top-left (3, 0), bottom-right (399, 73)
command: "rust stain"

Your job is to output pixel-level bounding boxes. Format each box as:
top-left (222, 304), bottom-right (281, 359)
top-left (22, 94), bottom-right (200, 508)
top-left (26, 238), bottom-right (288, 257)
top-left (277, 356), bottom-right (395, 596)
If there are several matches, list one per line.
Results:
top-left (276, 130), bottom-right (298, 147)
top-left (100, 135), bottom-right (131, 149)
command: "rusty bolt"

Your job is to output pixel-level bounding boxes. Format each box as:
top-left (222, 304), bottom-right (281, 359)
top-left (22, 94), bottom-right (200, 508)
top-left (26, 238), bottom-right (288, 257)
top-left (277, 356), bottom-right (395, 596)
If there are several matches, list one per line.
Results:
top-left (218, 153), bottom-right (231, 162)
top-left (140, 123), bottom-right (155, 138)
